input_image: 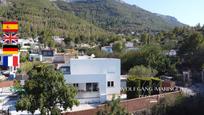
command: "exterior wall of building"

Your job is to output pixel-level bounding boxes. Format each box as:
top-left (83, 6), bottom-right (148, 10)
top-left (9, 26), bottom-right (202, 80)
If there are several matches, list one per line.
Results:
top-left (70, 58), bottom-right (121, 98)
top-left (64, 74), bottom-right (107, 103)
top-left (121, 79), bottom-right (127, 89)
top-left (65, 58), bottom-right (121, 103)
top-left (29, 54), bottom-right (42, 61)
top-left (101, 46), bottom-right (113, 53)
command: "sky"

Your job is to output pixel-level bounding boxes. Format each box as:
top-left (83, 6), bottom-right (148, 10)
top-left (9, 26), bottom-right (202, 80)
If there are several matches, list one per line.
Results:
top-left (124, 0), bottom-right (204, 26)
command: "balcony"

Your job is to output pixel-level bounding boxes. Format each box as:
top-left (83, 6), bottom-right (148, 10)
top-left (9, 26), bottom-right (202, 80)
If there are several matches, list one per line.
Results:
top-left (73, 83), bottom-right (100, 99)
top-left (76, 91), bottom-right (100, 99)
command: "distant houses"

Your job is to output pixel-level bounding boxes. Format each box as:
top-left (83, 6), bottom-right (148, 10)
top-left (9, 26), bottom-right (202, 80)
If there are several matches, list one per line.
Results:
top-left (18, 38), bottom-right (34, 49)
top-left (28, 44), bottom-right (121, 104)
top-left (52, 36), bottom-right (64, 44)
top-left (101, 41), bottom-right (140, 53)
top-left (101, 46), bottom-right (113, 53)
top-left (0, 35), bottom-right (123, 104)
top-left (125, 41), bottom-right (134, 48)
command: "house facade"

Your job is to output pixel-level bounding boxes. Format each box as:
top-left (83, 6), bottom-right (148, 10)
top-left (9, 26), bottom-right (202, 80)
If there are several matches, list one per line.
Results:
top-left (63, 58), bottom-right (121, 104)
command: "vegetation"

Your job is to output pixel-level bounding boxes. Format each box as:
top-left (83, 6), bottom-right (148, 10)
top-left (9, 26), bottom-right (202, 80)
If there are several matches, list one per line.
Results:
top-left (126, 76), bottom-right (161, 99)
top-left (85, 25), bottom-right (204, 82)
top-left (20, 53), bottom-right (29, 63)
top-left (19, 61), bottom-right (38, 75)
top-left (10, 80), bottom-right (25, 94)
top-left (0, 0), bottom-right (119, 46)
top-left (128, 65), bottom-right (158, 77)
top-left (87, 45), bottom-right (178, 75)
top-left (54, 0), bottom-right (184, 34)
top-left (112, 41), bottom-right (124, 53)
top-left (97, 95), bottom-right (130, 115)
top-left (149, 95), bottom-right (204, 115)
top-left (16, 63), bottom-right (79, 115)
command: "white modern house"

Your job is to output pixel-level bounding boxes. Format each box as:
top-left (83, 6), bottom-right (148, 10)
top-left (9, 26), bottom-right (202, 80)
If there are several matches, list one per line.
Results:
top-left (18, 38), bottom-right (35, 49)
top-left (52, 36), bottom-right (64, 44)
top-left (63, 57), bottom-right (121, 104)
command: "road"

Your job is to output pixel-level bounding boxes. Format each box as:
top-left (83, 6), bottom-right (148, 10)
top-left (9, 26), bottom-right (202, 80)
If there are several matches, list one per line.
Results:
top-left (180, 83), bottom-right (204, 96)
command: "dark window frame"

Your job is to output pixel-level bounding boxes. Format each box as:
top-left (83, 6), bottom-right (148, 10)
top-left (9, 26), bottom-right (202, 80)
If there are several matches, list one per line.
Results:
top-left (107, 81), bottom-right (114, 87)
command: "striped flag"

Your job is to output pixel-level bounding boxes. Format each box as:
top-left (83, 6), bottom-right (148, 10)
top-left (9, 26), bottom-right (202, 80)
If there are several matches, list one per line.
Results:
top-left (2, 55), bottom-right (19, 67)
top-left (3, 56), bottom-right (12, 67)
top-left (2, 33), bottom-right (18, 44)
top-left (13, 56), bottom-right (18, 67)
top-left (3, 56), bottom-right (8, 67)
top-left (3, 45), bottom-right (19, 55)
top-left (2, 22), bottom-right (18, 32)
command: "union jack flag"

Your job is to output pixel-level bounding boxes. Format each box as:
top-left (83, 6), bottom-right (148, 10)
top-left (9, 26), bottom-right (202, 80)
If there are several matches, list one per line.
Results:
top-left (2, 33), bottom-right (18, 44)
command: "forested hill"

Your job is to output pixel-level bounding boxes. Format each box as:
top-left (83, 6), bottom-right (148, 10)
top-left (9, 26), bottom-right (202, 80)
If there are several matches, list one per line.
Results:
top-left (54, 0), bottom-right (185, 34)
top-left (0, 0), bottom-right (117, 46)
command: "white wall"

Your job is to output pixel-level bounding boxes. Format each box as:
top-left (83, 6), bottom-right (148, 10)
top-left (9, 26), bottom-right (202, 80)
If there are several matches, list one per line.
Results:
top-left (67, 58), bottom-right (121, 102)
top-left (64, 74), bottom-right (107, 103)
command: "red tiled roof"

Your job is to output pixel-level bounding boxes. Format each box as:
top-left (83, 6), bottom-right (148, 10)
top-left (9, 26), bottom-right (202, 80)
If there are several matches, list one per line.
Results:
top-left (0, 81), bottom-right (14, 88)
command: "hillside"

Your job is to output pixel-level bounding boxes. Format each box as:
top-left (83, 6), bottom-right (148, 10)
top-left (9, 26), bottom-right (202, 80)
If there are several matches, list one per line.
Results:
top-left (0, 0), bottom-right (116, 46)
top-left (54, 0), bottom-right (184, 34)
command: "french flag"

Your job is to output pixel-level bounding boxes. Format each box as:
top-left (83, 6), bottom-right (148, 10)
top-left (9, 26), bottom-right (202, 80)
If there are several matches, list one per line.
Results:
top-left (3, 56), bottom-right (19, 67)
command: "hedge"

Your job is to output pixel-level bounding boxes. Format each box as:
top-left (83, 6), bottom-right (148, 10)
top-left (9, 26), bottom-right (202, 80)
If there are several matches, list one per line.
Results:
top-left (127, 76), bottom-right (161, 99)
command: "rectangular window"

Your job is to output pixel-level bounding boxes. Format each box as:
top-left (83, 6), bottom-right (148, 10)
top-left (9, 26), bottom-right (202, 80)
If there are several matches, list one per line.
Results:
top-left (86, 83), bottom-right (99, 92)
top-left (111, 81), bottom-right (114, 87)
top-left (93, 83), bottom-right (99, 91)
top-left (86, 83), bottom-right (92, 91)
top-left (107, 81), bottom-right (111, 87)
top-left (59, 66), bottom-right (70, 74)
top-left (73, 83), bottom-right (78, 87)
top-left (107, 81), bottom-right (114, 87)
top-left (48, 51), bottom-right (53, 56)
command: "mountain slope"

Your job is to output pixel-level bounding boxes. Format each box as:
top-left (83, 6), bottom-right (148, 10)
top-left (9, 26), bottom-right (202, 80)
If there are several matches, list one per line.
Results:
top-left (0, 0), bottom-right (114, 44)
top-left (54, 0), bottom-right (184, 34)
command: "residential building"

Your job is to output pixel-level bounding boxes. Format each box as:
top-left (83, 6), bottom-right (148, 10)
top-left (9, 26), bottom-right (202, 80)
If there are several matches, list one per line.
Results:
top-left (41, 49), bottom-right (55, 63)
top-left (18, 38), bottom-right (35, 49)
top-left (29, 53), bottom-right (42, 61)
top-left (63, 57), bottom-right (121, 104)
top-left (125, 42), bottom-right (134, 48)
top-left (101, 46), bottom-right (113, 53)
top-left (52, 36), bottom-right (64, 44)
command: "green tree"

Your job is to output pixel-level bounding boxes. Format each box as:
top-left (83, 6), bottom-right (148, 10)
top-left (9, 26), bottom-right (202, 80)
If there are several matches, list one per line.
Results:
top-left (20, 61), bottom-right (36, 75)
top-left (128, 65), bottom-right (158, 77)
top-left (179, 32), bottom-right (204, 56)
top-left (141, 45), bottom-right (177, 75)
top-left (20, 53), bottom-right (29, 63)
top-left (16, 64), bottom-right (79, 115)
top-left (112, 41), bottom-right (124, 53)
top-left (97, 96), bottom-right (130, 115)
